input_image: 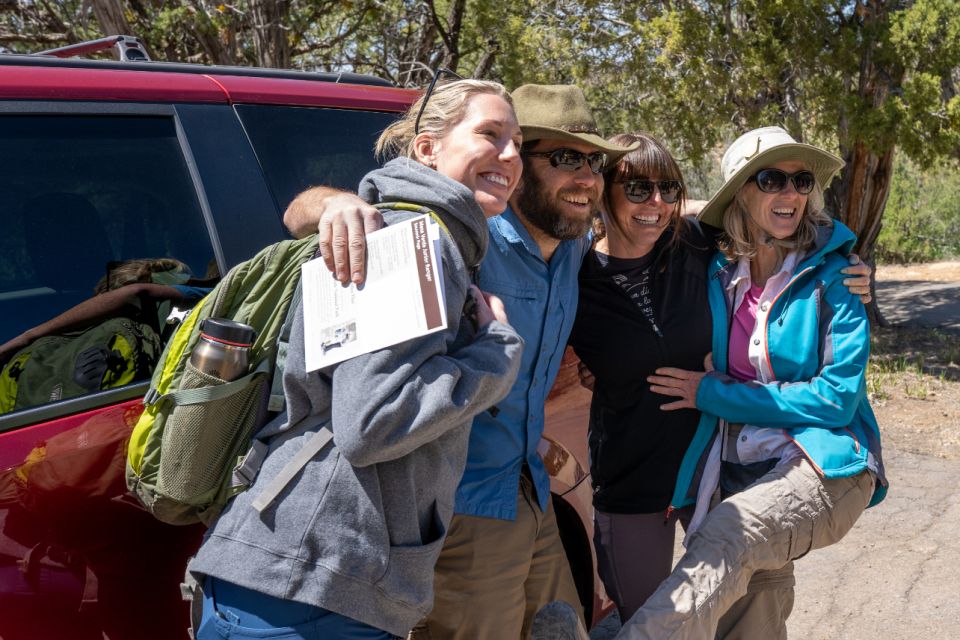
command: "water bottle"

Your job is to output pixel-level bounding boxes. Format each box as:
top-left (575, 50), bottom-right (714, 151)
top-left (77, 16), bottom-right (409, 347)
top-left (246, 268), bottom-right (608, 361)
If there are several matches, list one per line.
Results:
top-left (190, 318), bottom-right (256, 381)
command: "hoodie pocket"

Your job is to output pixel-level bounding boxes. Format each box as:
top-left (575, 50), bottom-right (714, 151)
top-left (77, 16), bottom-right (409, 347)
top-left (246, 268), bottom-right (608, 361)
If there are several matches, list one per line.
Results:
top-left (376, 502), bottom-right (448, 611)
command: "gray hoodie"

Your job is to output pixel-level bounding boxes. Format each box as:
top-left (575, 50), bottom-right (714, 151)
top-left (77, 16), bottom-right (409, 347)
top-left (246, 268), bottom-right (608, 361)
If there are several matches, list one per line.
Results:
top-left (189, 159), bottom-right (523, 635)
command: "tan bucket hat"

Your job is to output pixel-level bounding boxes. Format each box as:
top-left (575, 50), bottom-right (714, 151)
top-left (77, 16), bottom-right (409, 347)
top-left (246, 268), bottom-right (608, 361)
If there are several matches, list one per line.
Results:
top-left (511, 84), bottom-right (639, 165)
top-left (697, 126), bottom-right (845, 228)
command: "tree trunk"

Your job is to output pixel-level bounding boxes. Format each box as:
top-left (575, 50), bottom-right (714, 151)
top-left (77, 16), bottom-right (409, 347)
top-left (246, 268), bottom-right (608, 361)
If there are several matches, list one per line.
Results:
top-left (840, 141), bottom-right (894, 264)
top-left (249, 0), bottom-right (290, 69)
top-left (91, 0), bottom-right (133, 37)
top-left (831, 0), bottom-right (906, 327)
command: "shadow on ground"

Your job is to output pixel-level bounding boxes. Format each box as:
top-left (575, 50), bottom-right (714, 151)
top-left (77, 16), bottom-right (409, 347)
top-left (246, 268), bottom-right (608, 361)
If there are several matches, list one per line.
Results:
top-left (876, 279), bottom-right (960, 332)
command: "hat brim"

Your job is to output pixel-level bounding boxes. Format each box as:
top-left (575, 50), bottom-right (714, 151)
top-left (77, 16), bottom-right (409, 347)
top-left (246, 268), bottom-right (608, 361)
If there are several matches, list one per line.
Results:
top-left (697, 144), bottom-right (844, 229)
top-left (521, 125), bottom-right (641, 167)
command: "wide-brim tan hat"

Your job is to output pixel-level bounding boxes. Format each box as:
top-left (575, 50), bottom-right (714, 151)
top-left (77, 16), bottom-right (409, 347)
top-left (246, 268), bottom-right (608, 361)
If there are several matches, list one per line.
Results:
top-left (511, 84), bottom-right (639, 166)
top-left (697, 126), bottom-right (845, 228)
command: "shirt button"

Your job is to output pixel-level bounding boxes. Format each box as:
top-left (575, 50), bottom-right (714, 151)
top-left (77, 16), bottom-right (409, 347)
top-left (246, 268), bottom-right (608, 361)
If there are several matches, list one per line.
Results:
top-left (741, 435), bottom-right (748, 442)
top-left (760, 302), bottom-right (769, 312)
top-left (753, 338), bottom-right (760, 345)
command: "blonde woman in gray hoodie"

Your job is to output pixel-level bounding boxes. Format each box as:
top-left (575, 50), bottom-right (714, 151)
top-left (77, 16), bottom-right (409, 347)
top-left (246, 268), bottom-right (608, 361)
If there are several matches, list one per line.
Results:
top-left (189, 77), bottom-right (525, 640)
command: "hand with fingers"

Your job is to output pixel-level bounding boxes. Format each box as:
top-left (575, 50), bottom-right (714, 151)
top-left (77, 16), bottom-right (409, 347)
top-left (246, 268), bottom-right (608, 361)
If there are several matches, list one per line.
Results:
top-left (842, 253), bottom-right (873, 305)
top-left (647, 353), bottom-right (714, 411)
top-left (283, 186), bottom-right (384, 285)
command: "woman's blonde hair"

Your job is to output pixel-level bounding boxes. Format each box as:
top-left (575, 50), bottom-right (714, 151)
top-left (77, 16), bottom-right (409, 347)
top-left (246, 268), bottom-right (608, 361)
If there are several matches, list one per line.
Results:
top-left (596, 132), bottom-right (686, 251)
top-left (374, 79), bottom-right (513, 161)
top-left (718, 181), bottom-right (832, 263)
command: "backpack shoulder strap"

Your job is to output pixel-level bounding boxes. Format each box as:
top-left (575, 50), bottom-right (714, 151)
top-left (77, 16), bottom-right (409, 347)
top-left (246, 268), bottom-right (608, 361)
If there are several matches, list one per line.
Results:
top-left (267, 277), bottom-right (303, 413)
top-left (374, 202), bottom-right (450, 237)
top-left (249, 423), bottom-right (334, 512)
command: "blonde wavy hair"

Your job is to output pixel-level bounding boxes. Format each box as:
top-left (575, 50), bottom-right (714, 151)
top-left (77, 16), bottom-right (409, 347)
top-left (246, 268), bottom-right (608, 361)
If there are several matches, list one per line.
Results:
top-left (718, 181), bottom-right (832, 264)
top-left (374, 79), bottom-right (513, 161)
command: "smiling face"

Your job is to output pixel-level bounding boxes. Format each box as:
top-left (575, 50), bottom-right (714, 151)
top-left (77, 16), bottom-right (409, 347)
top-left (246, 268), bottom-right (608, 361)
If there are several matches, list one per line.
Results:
top-left (512, 139), bottom-right (604, 241)
top-left (604, 176), bottom-right (676, 257)
top-left (418, 92), bottom-right (523, 218)
top-left (599, 133), bottom-right (684, 258)
top-left (741, 159), bottom-right (811, 240)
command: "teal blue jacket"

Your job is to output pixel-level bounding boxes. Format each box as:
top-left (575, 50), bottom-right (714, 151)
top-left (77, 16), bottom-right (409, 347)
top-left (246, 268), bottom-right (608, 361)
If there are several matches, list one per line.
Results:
top-left (670, 221), bottom-right (888, 511)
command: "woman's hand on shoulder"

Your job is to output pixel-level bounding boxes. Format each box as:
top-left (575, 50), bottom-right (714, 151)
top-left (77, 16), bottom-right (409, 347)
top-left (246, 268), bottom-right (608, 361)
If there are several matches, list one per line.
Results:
top-left (841, 253), bottom-right (873, 304)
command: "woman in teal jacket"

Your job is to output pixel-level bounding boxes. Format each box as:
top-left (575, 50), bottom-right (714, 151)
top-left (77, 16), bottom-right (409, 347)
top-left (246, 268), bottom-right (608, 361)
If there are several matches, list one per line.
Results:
top-left (616, 126), bottom-right (887, 640)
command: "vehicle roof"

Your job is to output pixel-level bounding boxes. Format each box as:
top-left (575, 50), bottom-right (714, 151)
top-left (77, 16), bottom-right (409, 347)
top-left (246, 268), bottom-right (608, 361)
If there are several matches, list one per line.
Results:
top-left (0, 54), bottom-right (418, 111)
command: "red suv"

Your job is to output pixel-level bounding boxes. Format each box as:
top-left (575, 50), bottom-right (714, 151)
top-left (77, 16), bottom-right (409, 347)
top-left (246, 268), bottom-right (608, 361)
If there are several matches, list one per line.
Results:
top-left (0, 47), bottom-right (608, 639)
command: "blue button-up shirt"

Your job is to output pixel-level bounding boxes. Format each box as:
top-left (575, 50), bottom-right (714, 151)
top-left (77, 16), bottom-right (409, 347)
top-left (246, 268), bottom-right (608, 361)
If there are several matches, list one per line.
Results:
top-left (454, 207), bottom-right (590, 520)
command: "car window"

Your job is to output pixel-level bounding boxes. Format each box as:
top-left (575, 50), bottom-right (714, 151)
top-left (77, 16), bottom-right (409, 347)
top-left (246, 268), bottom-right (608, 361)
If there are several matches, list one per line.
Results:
top-left (0, 114), bottom-right (215, 414)
top-left (235, 105), bottom-right (398, 211)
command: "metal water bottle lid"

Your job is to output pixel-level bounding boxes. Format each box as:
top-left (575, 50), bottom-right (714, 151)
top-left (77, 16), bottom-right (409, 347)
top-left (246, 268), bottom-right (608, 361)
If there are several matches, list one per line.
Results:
top-left (199, 318), bottom-right (256, 346)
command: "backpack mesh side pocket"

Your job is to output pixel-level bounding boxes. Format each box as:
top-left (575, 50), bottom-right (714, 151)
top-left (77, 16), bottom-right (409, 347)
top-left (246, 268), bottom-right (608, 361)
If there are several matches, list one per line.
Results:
top-left (156, 361), bottom-right (268, 506)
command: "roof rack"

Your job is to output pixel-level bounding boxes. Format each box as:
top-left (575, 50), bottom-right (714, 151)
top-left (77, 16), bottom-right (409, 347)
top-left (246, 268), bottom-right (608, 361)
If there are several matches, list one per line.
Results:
top-left (34, 35), bottom-right (150, 62)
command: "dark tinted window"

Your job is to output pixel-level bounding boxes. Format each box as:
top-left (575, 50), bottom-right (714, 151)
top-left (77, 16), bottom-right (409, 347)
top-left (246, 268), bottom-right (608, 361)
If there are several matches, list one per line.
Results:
top-left (0, 115), bottom-right (215, 412)
top-left (235, 105), bottom-right (398, 210)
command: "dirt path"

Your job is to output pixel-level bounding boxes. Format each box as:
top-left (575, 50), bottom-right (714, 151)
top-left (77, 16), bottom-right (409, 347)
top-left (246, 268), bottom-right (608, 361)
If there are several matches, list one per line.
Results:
top-left (790, 260), bottom-right (960, 639)
top-left (875, 261), bottom-right (960, 331)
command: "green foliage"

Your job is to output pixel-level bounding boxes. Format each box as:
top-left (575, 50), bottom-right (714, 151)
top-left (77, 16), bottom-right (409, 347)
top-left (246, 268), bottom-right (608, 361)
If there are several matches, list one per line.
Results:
top-left (4, 0), bottom-right (959, 268)
top-left (875, 156), bottom-right (960, 263)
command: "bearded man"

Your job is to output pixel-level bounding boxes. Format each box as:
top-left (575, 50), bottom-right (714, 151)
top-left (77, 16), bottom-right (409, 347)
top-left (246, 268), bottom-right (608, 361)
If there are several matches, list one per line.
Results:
top-left (283, 85), bottom-right (636, 639)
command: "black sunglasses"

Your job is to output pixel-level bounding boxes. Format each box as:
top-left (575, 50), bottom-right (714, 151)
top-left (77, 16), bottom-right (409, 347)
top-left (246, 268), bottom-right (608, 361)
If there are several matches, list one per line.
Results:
top-left (414, 67), bottom-right (465, 135)
top-left (616, 179), bottom-right (683, 205)
top-left (524, 148), bottom-right (608, 174)
top-left (747, 168), bottom-right (816, 195)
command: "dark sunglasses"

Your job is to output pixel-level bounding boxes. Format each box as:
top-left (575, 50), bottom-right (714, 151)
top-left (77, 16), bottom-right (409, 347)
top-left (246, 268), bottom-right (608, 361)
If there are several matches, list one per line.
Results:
top-left (414, 67), bottom-right (465, 135)
top-left (747, 168), bottom-right (816, 195)
top-left (616, 179), bottom-right (683, 205)
top-left (524, 148), bottom-right (608, 174)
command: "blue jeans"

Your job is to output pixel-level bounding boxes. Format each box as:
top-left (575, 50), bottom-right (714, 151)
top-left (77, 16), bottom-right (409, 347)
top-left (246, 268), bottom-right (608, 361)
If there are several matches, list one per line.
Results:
top-left (197, 577), bottom-right (398, 640)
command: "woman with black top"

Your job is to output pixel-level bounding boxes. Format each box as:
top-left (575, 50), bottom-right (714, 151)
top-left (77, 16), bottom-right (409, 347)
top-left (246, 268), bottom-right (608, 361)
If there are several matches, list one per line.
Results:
top-left (568, 132), bottom-right (871, 623)
top-left (569, 133), bottom-right (714, 622)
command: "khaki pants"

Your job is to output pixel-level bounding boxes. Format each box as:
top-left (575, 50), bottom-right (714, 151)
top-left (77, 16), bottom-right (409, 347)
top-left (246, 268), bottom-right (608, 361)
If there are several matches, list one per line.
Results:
top-left (409, 474), bottom-right (582, 639)
top-left (616, 457), bottom-right (875, 640)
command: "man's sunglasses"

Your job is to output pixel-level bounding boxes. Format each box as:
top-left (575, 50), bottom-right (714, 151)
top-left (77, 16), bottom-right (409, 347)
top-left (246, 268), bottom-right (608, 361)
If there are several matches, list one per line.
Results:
top-left (747, 169), bottom-right (816, 195)
top-left (523, 148), bottom-right (608, 174)
top-left (616, 179), bottom-right (683, 205)
top-left (414, 67), bottom-right (465, 135)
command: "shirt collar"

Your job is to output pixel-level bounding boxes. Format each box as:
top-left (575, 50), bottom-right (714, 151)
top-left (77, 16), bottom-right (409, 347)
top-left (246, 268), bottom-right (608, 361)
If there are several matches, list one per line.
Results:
top-left (725, 250), bottom-right (802, 292)
top-left (491, 206), bottom-right (546, 261)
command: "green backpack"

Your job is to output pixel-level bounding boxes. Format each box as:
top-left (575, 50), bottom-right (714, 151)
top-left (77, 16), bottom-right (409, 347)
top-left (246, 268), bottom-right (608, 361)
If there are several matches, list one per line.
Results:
top-left (127, 203), bottom-right (450, 527)
top-left (126, 234), bottom-right (318, 526)
top-left (0, 317), bottom-right (162, 414)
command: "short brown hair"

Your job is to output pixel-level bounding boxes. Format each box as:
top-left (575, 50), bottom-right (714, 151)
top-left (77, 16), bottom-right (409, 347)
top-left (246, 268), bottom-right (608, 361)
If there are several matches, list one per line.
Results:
top-left (597, 132), bottom-right (686, 250)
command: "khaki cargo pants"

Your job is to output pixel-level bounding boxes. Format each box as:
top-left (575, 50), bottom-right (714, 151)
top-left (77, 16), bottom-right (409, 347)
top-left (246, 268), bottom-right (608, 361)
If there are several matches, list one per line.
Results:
top-left (409, 473), bottom-right (582, 639)
top-left (616, 457), bottom-right (875, 640)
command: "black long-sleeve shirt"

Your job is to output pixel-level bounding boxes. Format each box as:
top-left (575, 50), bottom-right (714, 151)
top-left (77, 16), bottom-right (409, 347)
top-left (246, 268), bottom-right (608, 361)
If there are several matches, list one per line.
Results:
top-left (569, 219), bottom-right (718, 513)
